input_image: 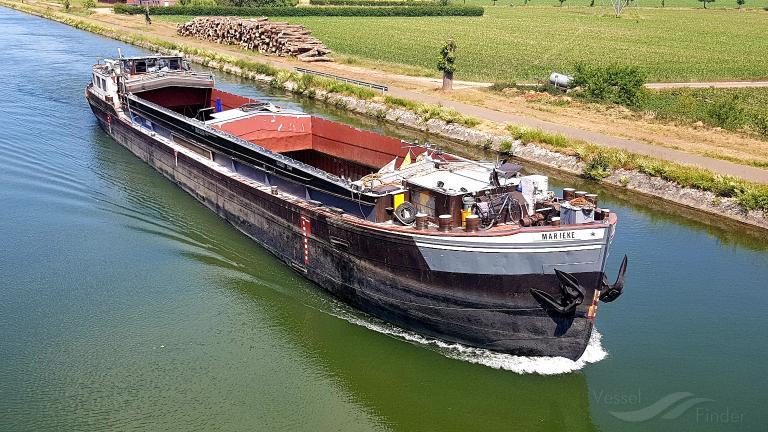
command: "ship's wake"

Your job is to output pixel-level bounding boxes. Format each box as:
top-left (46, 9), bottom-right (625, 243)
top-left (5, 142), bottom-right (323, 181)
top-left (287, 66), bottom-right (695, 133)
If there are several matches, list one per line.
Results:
top-left (331, 305), bottom-right (607, 375)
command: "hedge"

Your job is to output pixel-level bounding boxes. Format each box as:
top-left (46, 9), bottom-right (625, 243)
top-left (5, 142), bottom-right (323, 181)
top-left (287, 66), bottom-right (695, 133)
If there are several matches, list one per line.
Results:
top-left (215, 0), bottom-right (297, 5)
top-left (114, 4), bottom-right (484, 16)
top-left (309, 0), bottom-right (434, 5)
top-left (179, 0), bottom-right (297, 5)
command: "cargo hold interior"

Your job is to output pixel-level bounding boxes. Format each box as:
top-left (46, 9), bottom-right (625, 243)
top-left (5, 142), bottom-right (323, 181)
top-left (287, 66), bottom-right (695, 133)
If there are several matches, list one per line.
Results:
top-left (134, 87), bottom-right (421, 181)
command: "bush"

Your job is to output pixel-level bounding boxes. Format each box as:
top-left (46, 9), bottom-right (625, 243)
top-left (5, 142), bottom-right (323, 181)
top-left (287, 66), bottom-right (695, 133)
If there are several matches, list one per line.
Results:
top-left (218, 0), bottom-right (295, 4)
top-left (179, 0), bottom-right (218, 6)
top-left (498, 139), bottom-right (514, 154)
top-left (705, 94), bottom-right (747, 130)
top-left (583, 153), bottom-right (612, 180)
top-left (309, 0), bottom-right (434, 4)
top-left (217, 0), bottom-right (297, 5)
top-left (82, 0), bottom-right (95, 9)
top-left (572, 63), bottom-right (647, 107)
top-left (619, 175), bottom-right (629, 187)
top-left (754, 113), bottom-right (768, 138)
top-left (737, 186), bottom-right (768, 212)
top-left (114, 4), bottom-right (484, 16)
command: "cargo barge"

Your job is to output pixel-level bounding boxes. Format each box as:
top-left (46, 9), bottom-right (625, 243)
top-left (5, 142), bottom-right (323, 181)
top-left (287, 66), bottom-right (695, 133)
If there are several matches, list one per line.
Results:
top-left (86, 54), bottom-right (627, 360)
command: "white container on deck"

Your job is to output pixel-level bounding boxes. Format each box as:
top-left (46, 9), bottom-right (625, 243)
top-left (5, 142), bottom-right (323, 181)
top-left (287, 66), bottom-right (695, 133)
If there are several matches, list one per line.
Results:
top-left (520, 175), bottom-right (549, 215)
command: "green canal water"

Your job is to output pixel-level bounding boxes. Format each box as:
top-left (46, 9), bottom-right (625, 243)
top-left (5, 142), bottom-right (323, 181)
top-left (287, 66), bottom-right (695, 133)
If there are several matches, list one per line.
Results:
top-left (1, 8), bottom-right (766, 431)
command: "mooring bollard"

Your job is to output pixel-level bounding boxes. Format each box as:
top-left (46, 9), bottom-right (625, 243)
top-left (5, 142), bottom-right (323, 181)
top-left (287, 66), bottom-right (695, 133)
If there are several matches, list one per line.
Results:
top-left (415, 213), bottom-right (428, 230)
top-left (465, 214), bottom-right (480, 232)
top-left (438, 214), bottom-right (453, 232)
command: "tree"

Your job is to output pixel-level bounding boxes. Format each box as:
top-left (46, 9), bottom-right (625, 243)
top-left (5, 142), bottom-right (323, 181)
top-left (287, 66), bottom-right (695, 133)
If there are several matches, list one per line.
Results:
top-left (698, 0), bottom-right (715, 8)
top-left (437, 39), bottom-right (457, 91)
top-left (736, 0), bottom-right (745, 8)
top-left (589, 0), bottom-right (595, 6)
top-left (558, 0), bottom-right (565, 5)
top-left (661, 0), bottom-right (665, 6)
top-left (63, 0), bottom-right (70, 10)
top-left (611, 0), bottom-right (626, 15)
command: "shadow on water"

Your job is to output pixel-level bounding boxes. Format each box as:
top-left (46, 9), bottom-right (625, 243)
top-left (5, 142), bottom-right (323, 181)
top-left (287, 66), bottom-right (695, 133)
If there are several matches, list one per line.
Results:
top-left (88, 119), bottom-right (598, 432)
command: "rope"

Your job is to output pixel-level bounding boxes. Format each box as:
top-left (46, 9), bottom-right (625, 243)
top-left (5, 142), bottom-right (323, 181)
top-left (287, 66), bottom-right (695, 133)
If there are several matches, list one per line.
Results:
top-left (569, 197), bottom-right (595, 208)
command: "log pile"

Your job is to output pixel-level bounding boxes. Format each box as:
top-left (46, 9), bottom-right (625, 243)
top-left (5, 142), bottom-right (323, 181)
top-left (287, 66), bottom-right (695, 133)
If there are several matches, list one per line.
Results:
top-left (177, 17), bottom-right (333, 62)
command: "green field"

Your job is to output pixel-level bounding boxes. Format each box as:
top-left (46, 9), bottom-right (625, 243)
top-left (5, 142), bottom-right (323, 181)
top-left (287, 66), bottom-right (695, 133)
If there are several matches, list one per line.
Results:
top-left (160, 5), bottom-right (768, 82)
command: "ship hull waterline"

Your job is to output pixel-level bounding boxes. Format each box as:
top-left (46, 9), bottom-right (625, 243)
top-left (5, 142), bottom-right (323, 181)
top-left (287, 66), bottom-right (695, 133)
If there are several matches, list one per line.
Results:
top-left (87, 90), bottom-right (611, 361)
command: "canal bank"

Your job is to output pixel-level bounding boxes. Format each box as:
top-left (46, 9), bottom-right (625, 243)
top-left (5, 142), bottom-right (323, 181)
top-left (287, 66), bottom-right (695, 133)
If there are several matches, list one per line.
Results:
top-left (1, 0), bottom-right (767, 234)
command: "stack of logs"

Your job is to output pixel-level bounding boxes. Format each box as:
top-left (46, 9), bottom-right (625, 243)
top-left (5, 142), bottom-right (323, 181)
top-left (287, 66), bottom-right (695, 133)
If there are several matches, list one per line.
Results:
top-left (177, 17), bottom-right (333, 62)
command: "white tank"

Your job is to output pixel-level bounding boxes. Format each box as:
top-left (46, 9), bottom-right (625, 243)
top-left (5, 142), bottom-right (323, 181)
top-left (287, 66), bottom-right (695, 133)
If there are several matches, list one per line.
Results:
top-left (548, 72), bottom-right (573, 88)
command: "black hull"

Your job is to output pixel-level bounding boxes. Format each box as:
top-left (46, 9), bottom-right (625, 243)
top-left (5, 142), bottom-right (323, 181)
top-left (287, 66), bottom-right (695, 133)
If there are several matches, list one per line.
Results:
top-left (88, 93), bottom-right (599, 360)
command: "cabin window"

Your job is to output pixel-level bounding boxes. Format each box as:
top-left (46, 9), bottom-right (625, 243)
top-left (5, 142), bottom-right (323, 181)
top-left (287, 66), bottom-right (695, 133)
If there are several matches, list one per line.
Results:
top-left (412, 190), bottom-right (437, 217)
top-left (135, 61), bottom-right (147, 74)
top-left (169, 58), bottom-right (180, 70)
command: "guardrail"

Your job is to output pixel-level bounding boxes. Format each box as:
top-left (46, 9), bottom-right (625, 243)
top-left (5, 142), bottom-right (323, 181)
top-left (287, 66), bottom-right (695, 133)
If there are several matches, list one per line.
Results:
top-left (295, 67), bottom-right (388, 93)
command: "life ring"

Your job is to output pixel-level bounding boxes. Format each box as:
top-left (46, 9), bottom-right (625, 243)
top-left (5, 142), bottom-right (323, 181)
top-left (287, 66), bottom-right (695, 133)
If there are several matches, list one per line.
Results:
top-left (394, 202), bottom-right (417, 225)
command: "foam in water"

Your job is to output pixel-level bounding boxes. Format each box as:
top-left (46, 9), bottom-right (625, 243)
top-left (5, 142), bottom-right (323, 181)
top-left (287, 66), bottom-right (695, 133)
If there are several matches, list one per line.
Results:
top-left (331, 305), bottom-right (607, 375)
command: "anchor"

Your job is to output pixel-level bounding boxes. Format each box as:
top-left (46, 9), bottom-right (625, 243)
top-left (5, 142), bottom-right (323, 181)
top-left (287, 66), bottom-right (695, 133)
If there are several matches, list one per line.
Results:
top-left (530, 269), bottom-right (586, 314)
top-left (600, 255), bottom-right (628, 303)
